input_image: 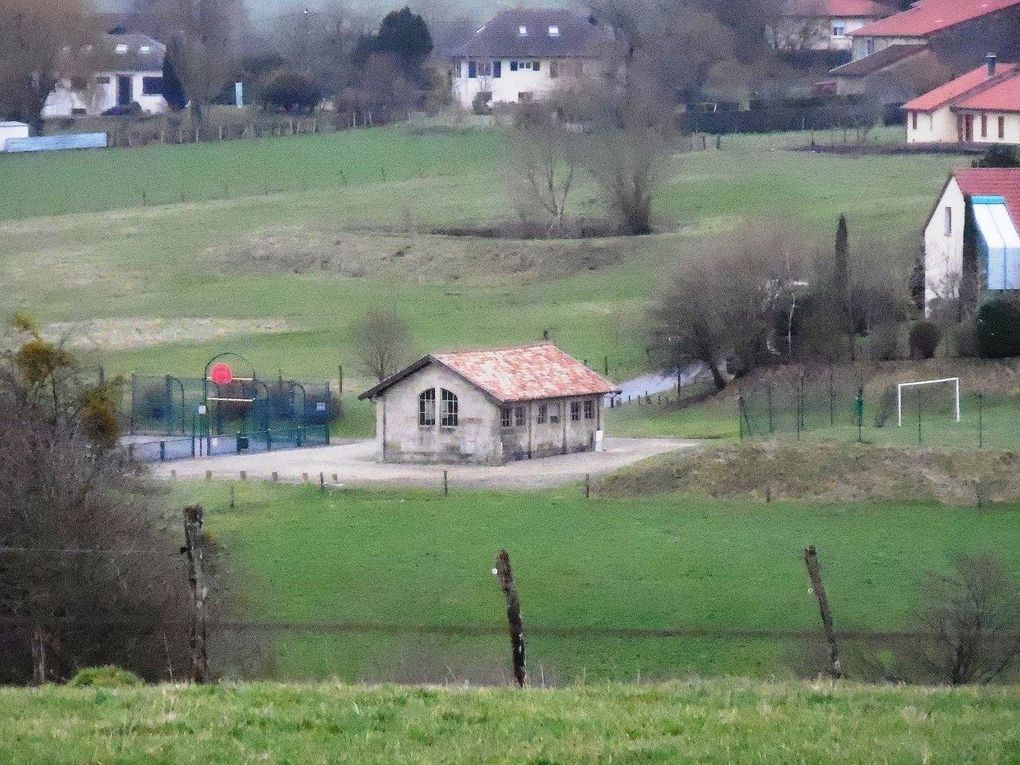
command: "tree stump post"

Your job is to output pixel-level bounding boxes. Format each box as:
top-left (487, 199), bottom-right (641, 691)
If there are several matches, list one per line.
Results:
top-left (494, 549), bottom-right (526, 687)
top-left (183, 505), bottom-right (210, 683)
top-left (804, 545), bottom-right (842, 679)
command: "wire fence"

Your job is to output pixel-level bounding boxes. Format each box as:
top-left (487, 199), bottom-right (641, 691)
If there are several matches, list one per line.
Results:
top-left (737, 367), bottom-right (1020, 450)
top-left (124, 424), bottom-right (331, 464)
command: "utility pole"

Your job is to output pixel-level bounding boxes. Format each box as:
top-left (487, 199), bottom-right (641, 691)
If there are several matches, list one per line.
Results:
top-left (183, 505), bottom-right (209, 683)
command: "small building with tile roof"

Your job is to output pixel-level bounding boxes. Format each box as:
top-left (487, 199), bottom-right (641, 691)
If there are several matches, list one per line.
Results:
top-left (924, 168), bottom-right (1020, 315)
top-left (359, 343), bottom-right (620, 464)
top-left (904, 55), bottom-right (1020, 143)
top-left (770, 0), bottom-right (893, 52)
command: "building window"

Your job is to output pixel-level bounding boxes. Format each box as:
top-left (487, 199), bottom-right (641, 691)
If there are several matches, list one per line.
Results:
top-left (468, 60), bottom-right (477, 78)
top-left (548, 402), bottom-right (561, 424)
top-left (981, 114), bottom-right (988, 138)
top-left (570, 401), bottom-right (581, 421)
top-left (452, 61), bottom-right (460, 77)
top-left (418, 389), bottom-right (436, 427)
top-left (584, 399), bottom-right (595, 420)
top-left (502, 407), bottom-right (512, 427)
top-left (115, 43), bottom-right (129, 54)
top-left (911, 112), bottom-right (917, 130)
top-left (493, 60), bottom-right (502, 78)
top-left (139, 45), bottom-right (151, 53)
top-left (518, 25), bottom-right (528, 36)
top-left (142, 76), bottom-right (163, 95)
top-left (515, 406), bottom-right (526, 427)
top-left (537, 404), bottom-right (548, 423)
top-left (548, 25), bottom-right (560, 37)
top-left (832, 22), bottom-right (845, 37)
top-left (999, 116), bottom-right (1005, 140)
top-left (549, 60), bottom-right (559, 78)
top-left (440, 389), bottom-right (458, 427)
top-left (518, 92), bottom-right (533, 102)
top-left (944, 206), bottom-right (952, 236)
top-left (510, 60), bottom-right (518, 71)
top-left (533, 60), bottom-right (541, 72)
top-left (96, 75), bottom-right (111, 84)
top-left (865, 38), bottom-right (875, 55)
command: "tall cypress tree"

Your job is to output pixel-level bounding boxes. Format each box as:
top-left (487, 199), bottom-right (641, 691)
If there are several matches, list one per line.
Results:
top-left (162, 37), bottom-right (188, 112)
top-left (834, 213), bottom-right (849, 302)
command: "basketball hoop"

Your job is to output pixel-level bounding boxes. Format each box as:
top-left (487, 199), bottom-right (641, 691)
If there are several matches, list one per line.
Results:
top-left (209, 362), bottom-right (234, 386)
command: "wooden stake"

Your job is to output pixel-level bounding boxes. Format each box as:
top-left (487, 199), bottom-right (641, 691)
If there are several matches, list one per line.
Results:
top-left (494, 549), bottom-right (526, 687)
top-left (183, 505), bottom-right (209, 683)
top-left (229, 483), bottom-right (235, 509)
top-left (585, 473), bottom-right (591, 498)
top-left (443, 470), bottom-right (449, 496)
top-left (804, 545), bottom-right (842, 679)
top-left (319, 472), bottom-right (325, 492)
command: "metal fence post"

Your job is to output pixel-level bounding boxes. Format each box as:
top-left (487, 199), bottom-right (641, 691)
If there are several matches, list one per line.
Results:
top-left (767, 385), bottom-right (774, 435)
top-left (738, 395), bottom-right (745, 439)
top-left (828, 365), bottom-right (835, 427)
top-left (917, 387), bottom-right (922, 445)
top-left (978, 393), bottom-right (984, 449)
top-left (856, 387), bottom-right (864, 443)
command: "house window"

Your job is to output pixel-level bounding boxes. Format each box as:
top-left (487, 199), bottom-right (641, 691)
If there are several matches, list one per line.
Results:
top-left (537, 404), bottom-right (548, 423)
top-left (865, 38), bottom-right (875, 55)
top-left (493, 60), bottom-right (502, 78)
top-left (510, 60), bottom-right (518, 71)
top-left (548, 402), bottom-right (561, 424)
top-left (139, 45), bottom-right (151, 53)
top-left (468, 60), bottom-right (477, 78)
top-left (570, 401), bottom-right (581, 421)
top-left (999, 116), bottom-right (1005, 140)
top-left (419, 389), bottom-right (436, 427)
top-left (533, 60), bottom-right (541, 72)
top-left (518, 92), bottom-right (533, 102)
top-left (515, 406), bottom-right (526, 427)
top-left (518, 25), bottom-right (528, 36)
top-left (981, 114), bottom-right (988, 138)
top-left (548, 25), bottom-right (560, 37)
top-left (440, 389), bottom-right (458, 427)
top-left (944, 206), bottom-right (952, 236)
top-left (832, 22), bottom-right (845, 37)
top-left (584, 399), bottom-right (595, 420)
top-left (911, 112), bottom-right (917, 130)
top-left (549, 60), bottom-right (559, 79)
top-left (452, 61), bottom-right (460, 77)
top-left (115, 43), bottom-right (129, 54)
top-left (96, 75), bottom-right (111, 84)
top-left (142, 76), bottom-right (163, 95)
top-left (502, 407), bottom-right (512, 427)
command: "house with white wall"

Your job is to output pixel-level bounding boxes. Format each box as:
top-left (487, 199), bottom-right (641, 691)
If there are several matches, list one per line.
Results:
top-left (904, 55), bottom-right (1020, 144)
top-left (770, 0), bottom-right (892, 52)
top-left (924, 168), bottom-right (1020, 315)
top-left (42, 33), bottom-right (169, 119)
top-left (450, 9), bottom-right (611, 110)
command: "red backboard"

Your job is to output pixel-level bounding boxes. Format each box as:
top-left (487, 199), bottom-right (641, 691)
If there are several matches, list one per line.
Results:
top-left (209, 362), bottom-right (233, 386)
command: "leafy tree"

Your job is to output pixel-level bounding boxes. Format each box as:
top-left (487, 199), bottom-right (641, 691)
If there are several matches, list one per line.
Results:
top-left (355, 7), bottom-right (432, 87)
top-left (976, 297), bottom-right (1020, 358)
top-left (260, 71), bottom-right (322, 114)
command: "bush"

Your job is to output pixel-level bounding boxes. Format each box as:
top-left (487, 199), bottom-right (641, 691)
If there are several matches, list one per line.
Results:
top-left (471, 91), bottom-right (492, 116)
top-left (908, 321), bottom-right (941, 360)
top-left (977, 298), bottom-right (1020, 358)
top-left (69, 666), bottom-right (144, 688)
top-left (867, 322), bottom-right (900, 361)
top-left (260, 72), bottom-right (322, 114)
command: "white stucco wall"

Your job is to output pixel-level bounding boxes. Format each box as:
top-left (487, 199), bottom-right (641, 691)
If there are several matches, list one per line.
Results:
top-left (955, 110), bottom-right (1020, 145)
top-left (772, 16), bottom-right (874, 50)
top-left (924, 178), bottom-right (966, 314)
top-left (906, 107), bottom-right (957, 143)
top-left (42, 71), bottom-right (168, 119)
top-left (851, 35), bottom-right (922, 60)
top-left (452, 58), bottom-right (595, 108)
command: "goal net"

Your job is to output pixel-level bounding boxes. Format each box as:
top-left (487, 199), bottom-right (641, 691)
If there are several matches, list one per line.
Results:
top-left (897, 377), bottom-right (960, 427)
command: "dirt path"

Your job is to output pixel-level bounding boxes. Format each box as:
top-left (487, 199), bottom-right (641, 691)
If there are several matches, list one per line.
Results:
top-left (152, 437), bottom-right (698, 490)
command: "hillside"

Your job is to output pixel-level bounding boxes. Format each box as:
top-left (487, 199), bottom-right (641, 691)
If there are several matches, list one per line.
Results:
top-left (2, 678), bottom-right (1019, 763)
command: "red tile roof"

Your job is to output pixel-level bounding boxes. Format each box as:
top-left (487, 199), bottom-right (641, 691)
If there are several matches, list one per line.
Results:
top-left (786, 0), bottom-right (891, 17)
top-left (953, 168), bottom-right (1020, 227)
top-left (954, 70), bottom-right (1020, 112)
top-left (854, 0), bottom-right (1020, 38)
top-left (433, 343), bottom-right (619, 403)
top-left (902, 62), bottom-right (1019, 111)
top-left (359, 343), bottom-right (620, 403)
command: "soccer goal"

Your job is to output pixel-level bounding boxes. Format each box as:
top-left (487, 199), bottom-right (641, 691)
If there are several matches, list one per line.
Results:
top-left (897, 377), bottom-right (960, 427)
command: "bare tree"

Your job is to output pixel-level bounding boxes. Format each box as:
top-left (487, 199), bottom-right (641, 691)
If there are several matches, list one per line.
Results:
top-left (918, 554), bottom-right (1020, 685)
top-left (507, 101), bottom-right (579, 236)
top-left (353, 309), bottom-right (412, 383)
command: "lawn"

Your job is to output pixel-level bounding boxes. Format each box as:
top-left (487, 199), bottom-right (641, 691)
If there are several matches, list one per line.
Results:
top-left (0, 125), bottom-right (967, 437)
top-left (171, 480), bottom-right (1020, 683)
top-left (3, 678), bottom-right (1020, 764)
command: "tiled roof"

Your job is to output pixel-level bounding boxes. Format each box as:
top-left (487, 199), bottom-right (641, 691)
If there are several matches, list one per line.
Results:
top-left (59, 33), bottom-right (165, 73)
top-left (853, 0), bottom-right (1020, 38)
top-left (954, 168), bottom-right (1020, 228)
top-left (902, 62), bottom-right (1019, 111)
top-left (830, 43), bottom-right (927, 77)
top-left (450, 9), bottom-right (610, 59)
top-left (954, 70), bottom-right (1020, 112)
top-left (785, 0), bottom-right (891, 18)
top-left (359, 343), bottom-right (619, 403)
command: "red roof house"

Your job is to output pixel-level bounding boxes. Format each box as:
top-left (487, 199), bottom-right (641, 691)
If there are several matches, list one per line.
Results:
top-left (853, 0), bottom-right (1020, 38)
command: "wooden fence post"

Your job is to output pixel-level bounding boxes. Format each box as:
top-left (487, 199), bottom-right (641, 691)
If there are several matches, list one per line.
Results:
top-left (443, 470), bottom-right (449, 497)
top-left (183, 505), bottom-right (209, 683)
top-left (494, 549), bottom-right (526, 687)
top-left (803, 545), bottom-right (842, 679)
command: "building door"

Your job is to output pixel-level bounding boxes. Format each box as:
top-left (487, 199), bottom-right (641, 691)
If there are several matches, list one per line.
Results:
top-left (117, 75), bottom-right (132, 106)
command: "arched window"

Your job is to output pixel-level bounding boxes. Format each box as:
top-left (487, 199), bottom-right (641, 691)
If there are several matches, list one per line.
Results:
top-left (440, 389), bottom-right (458, 427)
top-left (418, 389), bottom-right (436, 427)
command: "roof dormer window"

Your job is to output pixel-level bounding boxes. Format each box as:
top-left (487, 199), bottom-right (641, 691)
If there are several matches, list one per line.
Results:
top-left (140, 45), bottom-right (151, 53)
top-left (115, 44), bottom-right (129, 54)
top-left (518, 25), bottom-right (528, 36)
top-left (548, 25), bottom-right (560, 37)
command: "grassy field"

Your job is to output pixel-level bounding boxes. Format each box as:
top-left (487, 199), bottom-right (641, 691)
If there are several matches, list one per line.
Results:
top-left (0, 125), bottom-right (967, 438)
top-left (3, 678), bottom-right (1020, 764)
top-left (168, 480), bottom-right (1020, 683)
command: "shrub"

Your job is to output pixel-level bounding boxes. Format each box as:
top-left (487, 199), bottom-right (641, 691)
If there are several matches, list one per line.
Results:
top-left (977, 297), bottom-right (1020, 358)
top-left (260, 72), bottom-right (322, 114)
top-left (69, 666), bottom-right (144, 688)
top-left (908, 321), bottom-right (941, 360)
top-left (471, 91), bottom-right (492, 115)
top-left (867, 322), bottom-right (900, 361)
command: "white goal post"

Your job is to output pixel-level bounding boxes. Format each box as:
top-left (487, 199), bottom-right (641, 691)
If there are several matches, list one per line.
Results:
top-left (897, 377), bottom-right (961, 427)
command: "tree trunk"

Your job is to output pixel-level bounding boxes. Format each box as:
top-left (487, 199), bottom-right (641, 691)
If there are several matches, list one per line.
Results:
top-left (804, 545), bottom-right (843, 679)
top-left (494, 549), bottom-right (526, 687)
top-left (31, 626), bottom-right (48, 685)
top-left (183, 505), bottom-right (209, 683)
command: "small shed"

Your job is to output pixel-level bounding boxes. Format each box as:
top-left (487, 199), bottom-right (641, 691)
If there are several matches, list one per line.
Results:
top-left (0, 122), bottom-right (30, 152)
top-left (358, 343), bottom-right (620, 465)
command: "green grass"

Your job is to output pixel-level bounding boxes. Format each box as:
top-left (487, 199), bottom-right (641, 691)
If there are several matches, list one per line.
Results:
top-left (173, 480), bottom-right (1020, 682)
top-left (0, 126), bottom-right (969, 419)
top-left (3, 678), bottom-right (1020, 763)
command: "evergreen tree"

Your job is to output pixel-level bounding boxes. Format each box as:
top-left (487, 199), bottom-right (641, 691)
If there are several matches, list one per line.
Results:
top-left (355, 7), bottom-right (432, 86)
top-left (162, 37), bottom-right (188, 111)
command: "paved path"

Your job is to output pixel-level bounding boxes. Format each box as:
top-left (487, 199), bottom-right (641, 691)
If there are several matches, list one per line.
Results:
top-left (152, 437), bottom-right (698, 490)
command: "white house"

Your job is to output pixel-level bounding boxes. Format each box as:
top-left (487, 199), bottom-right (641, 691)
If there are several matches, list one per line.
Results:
top-left (42, 33), bottom-right (169, 119)
top-left (358, 343), bottom-right (619, 465)
top-left (923, 168), bottom-right (1020, 315)
top-left (904, 55), bottom-right (1020, 144)
top-left (770, 0), bottom-right (892, 52)
top-left (450, 9), bottom-right (612, 109)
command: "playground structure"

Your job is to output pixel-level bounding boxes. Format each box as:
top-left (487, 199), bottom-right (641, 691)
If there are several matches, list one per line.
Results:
top-left (125, 353), bottom-right (338, 462)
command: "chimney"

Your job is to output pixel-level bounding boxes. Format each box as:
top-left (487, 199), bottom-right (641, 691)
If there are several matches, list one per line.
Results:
top-left (987, 53), bottom-right (997, 78)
